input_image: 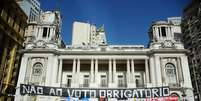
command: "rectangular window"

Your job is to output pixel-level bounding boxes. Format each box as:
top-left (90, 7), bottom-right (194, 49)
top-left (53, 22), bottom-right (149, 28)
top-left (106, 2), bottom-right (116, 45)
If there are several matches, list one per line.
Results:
top-left (161, 27), bottom-right (166, 37)
top-left (174, 33), bottom-right (181, 42)
top-left (83, 75), bottom-right (89, 87)
top-left (135, 75), bottom-right (144, 88)
top-left (101, 75), bottom-right (107, 87)
top-left (42, 27), bottom-right (48, 37)
top-left (67, 75), bottom-right (72, 87)
top-left (118, 75), bottom-right (125, 87)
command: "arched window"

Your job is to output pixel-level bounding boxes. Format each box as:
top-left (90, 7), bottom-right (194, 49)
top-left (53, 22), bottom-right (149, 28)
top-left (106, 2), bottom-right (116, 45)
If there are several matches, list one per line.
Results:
top-left (165, 63), bottom-right (177, 84)
top-left (31, 62), bottom-right (43, 84)
top-left (32, 62), bottom-right (43, 76)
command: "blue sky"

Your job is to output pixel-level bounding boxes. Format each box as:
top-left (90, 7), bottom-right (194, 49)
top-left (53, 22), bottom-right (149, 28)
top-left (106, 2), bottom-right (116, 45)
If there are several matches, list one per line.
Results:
top-left (40, 0), bottom-right (190, 46)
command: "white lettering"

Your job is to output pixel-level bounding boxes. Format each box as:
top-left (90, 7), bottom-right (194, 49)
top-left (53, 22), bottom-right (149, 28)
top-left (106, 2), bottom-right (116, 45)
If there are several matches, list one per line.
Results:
top-left (82, 90), bottom-right (89, 98)
top-left (75, 90), bottom-right (81, 98)
top-left (106, 90), bottom-right (113, 98)
top-left (113, 90), bottom-right (119, 98)
top-left (99, 90), bottom-right (106, 98)
top-left (145, 89), bottom-right (151, 98)
top-left (67, 89), bottom-right (74, 97)
top-left (37, 87), bottom-right (43, 95)
top-left (163, 88), bottom-right (169, 96)
top-left (56, 89), bottom-right (62, 96)
top-left (132, 89), bottom-right (139, 98)
top-left (22, 85), bottom-right (30, 94)
top-left (30, 86), bottom-right (36, 94)
top-left (120, 90), bottom-right (124, 98)
top-left (152, 88), bottom-right (159, 97)
top-left (90, 90), bottom-right (96, 98)
top-left (49, 88), bottom-right (56, 95)
top-left (124, 90), bottom-right (132, 98)
top-left (139, 89), bottom-right (144, 98)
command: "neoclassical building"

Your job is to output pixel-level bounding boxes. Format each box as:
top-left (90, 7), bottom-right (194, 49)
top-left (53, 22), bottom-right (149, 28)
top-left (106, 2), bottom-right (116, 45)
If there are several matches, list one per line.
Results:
top-left (15, 12), bottom-right (194, 101)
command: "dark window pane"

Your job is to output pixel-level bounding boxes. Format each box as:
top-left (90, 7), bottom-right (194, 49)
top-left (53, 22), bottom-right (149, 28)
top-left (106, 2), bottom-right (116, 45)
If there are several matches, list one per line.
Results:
top-left (161, 27), bottom-right (166, 37)
top-left (43, 27), bottom-right (47, 37)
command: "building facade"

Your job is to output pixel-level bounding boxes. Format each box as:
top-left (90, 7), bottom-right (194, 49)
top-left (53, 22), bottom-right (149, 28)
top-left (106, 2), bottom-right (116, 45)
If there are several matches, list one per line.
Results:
top-left (181, 0), bottom-right (201, 101)
top-left (0, 0), bottom-right (28, 100)
top-left (15, 15), bottom-right (194, 101)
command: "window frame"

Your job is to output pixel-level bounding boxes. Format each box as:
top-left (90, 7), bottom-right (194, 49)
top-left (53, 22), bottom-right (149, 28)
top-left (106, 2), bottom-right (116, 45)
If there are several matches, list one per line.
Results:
top-left (32, 62), bottom-right (43, 76)
top-left (165, 63), bottom-right (177, 84)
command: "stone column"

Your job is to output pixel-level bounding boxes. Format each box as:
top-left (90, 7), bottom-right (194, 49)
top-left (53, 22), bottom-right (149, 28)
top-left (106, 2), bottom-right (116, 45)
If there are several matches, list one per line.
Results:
top-left (168, 27), bottom-right (171, 38)
top-left (127, 59), bottom-right (131, 84)
top-left (113, 59), bottom-right (116, 85)
top-left (95, 59), bottom-right (98, 85)
top-left (52, 56), bottom-right (58, 86)
top-left (159, 27), bottom-right (162, 38)
top-left (145, 59), bottom-right (150, 83)
top-left (76, 59), bottom-right (80, 87)
top-left (131, 59), bottom-right (135, 82)
top-left (72, 59), bottom-right (76, 86)
top-left (155, 56), bottom-right (162, 86)
top-left (152, 27), bottom-right (156, 40)
top-left (48, 28), bottom-right (53, 39)
top-left (170, 27), bottom-right (173, 38)
top-left (155, 27), bottom-right (159, 39)
top-left (165, 27), bottom-right (168, 38)
top-left (149, 56), bottom-right (156, 86)
top-left (145, 59), bottom-right (151, 87)
top-left (45, 55), bottom-right (54, 86)
top-left (58, 59), bottom-right (63, 84)
top-left (109, 59), bottom-right (112, 86)
top-left (90, 59), bottom-right (94, 83)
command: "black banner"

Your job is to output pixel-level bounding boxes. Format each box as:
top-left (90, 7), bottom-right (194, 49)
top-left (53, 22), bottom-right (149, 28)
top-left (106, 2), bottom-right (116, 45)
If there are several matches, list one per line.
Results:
top-left (20, 84), bottom-right (169, 99)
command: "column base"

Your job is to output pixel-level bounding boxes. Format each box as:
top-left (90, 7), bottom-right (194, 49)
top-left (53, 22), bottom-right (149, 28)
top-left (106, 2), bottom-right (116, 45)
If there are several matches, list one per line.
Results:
top-left (127, 83), bottom-right (136, 88)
